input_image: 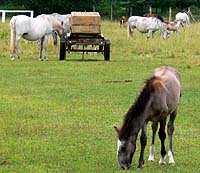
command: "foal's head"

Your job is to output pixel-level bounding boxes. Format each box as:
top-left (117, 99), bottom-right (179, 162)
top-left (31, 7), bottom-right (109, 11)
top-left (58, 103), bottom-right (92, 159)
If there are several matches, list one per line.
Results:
top-left (114, 126), bottom-right (136, 170)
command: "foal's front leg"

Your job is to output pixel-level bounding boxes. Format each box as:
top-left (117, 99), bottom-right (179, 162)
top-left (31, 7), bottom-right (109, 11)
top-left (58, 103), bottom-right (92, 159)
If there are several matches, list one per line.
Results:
top-left (137, 122), bottom-right (147, 169)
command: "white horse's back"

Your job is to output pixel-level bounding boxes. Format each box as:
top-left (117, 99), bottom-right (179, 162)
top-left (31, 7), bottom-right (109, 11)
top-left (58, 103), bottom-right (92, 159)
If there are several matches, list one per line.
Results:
top-left (175, 12), bottom-right (190, 26)
top-left (127, 16), bottom-right (168, 39)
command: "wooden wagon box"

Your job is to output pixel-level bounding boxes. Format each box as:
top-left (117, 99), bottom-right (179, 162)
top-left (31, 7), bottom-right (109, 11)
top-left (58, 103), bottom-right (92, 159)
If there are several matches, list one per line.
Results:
top-left (71, 12), bottom-right (101, 34)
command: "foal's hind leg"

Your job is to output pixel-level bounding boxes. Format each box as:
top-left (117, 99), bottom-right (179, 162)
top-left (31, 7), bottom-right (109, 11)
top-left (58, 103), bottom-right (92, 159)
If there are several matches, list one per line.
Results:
top-left (158, 117), bottom-right (167, 165)
top-left (167, 110), bottom-right (177, 166)
top-left (148, 122), bottom-right (158, 162)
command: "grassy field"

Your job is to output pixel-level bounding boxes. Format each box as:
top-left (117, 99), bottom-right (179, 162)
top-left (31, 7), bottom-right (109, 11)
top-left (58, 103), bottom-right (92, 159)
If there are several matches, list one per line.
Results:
top-left (0, 20), bottom-right (200, 173)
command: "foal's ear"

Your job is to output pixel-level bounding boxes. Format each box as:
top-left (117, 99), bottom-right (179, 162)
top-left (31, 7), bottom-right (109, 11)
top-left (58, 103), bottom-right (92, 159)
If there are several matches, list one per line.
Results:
top-left (114, 126), bottom-right (120, 134)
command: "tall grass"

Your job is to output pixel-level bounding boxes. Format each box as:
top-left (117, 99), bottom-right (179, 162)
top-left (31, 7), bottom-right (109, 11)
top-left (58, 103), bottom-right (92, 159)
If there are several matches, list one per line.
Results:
top-left (0, 20), bottom-right (200, 173)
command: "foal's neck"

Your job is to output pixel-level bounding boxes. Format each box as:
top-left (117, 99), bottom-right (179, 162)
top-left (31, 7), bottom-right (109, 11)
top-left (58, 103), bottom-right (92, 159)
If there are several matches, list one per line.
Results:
top-left (119, 76), bottom-right (156, 140)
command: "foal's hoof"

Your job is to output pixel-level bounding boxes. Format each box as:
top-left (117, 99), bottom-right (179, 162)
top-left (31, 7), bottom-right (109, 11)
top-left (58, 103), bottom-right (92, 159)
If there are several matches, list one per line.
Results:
top-left (10, 57), bottom-right (15, 61)
top-left (148, 160), bottom-right (154, 163)
top-left (137, 165), bottom-right (144, 170)
top-left (159, 162), bottom-right (166, 166)
top-left (39, 58), bottom-right (43, 61)
top-left (169, 163), bottom-right (175, 167)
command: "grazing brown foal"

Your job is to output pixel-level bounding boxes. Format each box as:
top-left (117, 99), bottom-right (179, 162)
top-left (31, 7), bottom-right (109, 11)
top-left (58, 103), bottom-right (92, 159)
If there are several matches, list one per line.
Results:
top-left (115, 66), bottom-right (181, 170)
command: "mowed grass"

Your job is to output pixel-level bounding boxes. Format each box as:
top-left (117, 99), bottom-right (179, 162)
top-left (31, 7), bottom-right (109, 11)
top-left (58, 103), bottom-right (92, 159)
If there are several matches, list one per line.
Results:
top-left (0, 19), bottom-right (200, 173)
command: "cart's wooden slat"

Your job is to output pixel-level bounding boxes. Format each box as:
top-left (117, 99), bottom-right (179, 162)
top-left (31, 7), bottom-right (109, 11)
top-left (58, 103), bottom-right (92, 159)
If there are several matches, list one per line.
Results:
top-left (71, 12), bottom-right (101, 34)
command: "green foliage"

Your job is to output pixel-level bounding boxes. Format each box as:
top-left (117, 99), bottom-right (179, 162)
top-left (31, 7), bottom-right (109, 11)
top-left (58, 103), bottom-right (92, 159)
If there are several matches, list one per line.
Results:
top-left (1, 0), bottom-right (200, 17)
top-left (0, 20), bottom-right (200, 172)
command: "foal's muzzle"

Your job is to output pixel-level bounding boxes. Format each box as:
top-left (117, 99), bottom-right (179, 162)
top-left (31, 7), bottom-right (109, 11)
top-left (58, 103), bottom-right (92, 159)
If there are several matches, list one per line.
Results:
top-left (119, 163), bottom-right (131, 170)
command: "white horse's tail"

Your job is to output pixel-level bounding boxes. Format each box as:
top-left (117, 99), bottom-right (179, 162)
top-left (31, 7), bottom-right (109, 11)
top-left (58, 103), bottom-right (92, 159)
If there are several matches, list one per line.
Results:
top-left (127, 22), bottom-right (133, 38)
top-left (10, 16), bottom-right (17, 56)
top-left (186, 14), bottom-right (190, 26)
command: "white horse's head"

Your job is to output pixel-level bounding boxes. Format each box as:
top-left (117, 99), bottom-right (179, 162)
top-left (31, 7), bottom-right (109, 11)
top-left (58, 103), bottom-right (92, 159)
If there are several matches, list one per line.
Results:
top-left (46, 15), bottom-right (64, 36)
top-left (160, 22), bottom-right (170, 39)
top-left (52, 13), bottom-right (71, 35)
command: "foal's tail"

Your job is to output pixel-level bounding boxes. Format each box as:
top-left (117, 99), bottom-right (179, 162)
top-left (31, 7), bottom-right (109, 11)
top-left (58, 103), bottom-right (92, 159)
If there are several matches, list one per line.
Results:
top-left (10, 16), bottom-right (17, 56)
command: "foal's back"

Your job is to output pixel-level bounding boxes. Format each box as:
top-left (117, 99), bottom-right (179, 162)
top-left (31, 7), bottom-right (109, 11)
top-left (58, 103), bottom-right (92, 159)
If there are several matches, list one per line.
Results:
top-left (151, 66), bottom-right (181, 116)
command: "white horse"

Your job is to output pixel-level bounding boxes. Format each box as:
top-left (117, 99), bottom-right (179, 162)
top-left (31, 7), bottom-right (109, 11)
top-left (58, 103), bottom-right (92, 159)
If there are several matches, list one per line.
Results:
top-left (10, 14), bottom-right (64, 61)
top-left (175, 12), bottom-right (190, 27)
top-left (164, 20), bottom-right (183, 35)
top-left (127, 16), bottom-right (169, 39)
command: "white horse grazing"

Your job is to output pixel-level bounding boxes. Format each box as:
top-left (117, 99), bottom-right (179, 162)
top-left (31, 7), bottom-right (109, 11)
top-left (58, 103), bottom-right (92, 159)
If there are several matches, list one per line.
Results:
top-left (165, 20), bottom-right (183, 35)
top-left (127, 16), bottom-right (169, 39)
top-left (52, 13), bottom-right (71, 35)
top-left (175, 12), bottom-right (190, 27)
top-left (51, 13), bottom-right (71, 47)
top-left (10, 14), bottom-right (64, 61)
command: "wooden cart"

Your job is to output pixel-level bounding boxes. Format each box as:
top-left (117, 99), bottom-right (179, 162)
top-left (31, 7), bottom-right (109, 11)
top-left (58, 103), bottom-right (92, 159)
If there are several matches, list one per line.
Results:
top-left (59, 12), bottom-right (110, 61)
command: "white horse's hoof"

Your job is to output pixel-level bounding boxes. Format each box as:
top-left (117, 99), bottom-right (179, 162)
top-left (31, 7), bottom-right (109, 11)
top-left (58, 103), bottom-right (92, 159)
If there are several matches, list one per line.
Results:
top-left (39, 58), bottom-right (43, 61)
top-left (10, 56), bottom-right (15, 61)
top-left (43, 57), bottom-right (48, 61)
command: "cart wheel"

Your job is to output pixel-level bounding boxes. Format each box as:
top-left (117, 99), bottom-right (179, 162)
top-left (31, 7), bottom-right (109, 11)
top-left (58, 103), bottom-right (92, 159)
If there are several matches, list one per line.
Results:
top-left (60, 35), bottom-right (66, 60)
top-left (104, 39), bottom-right (110, 61)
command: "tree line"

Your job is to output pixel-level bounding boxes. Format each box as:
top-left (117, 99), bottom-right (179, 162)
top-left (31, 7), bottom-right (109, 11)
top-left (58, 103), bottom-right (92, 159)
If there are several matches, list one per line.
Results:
top-left (1, 0), bottom-right (200, 18)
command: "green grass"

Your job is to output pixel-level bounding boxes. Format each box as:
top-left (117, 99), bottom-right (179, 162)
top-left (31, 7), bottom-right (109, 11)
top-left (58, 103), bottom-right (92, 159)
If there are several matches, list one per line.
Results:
top-left (0, 20), bottom-right (200, 173)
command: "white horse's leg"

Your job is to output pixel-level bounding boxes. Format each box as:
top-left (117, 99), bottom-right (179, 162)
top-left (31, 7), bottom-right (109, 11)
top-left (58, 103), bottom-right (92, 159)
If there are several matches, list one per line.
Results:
top-left (152, 31), bottom-right (155, 38)
top-left (43, 35), bottom-right (50, 61)
top-left (15, 36), bottom-right (21, 60)
top-left (147, 30), bottom-right (151, 40)
top-left (10, 35), bottom-right (20, 61)
top-left (39, 37), bottom-right (44, 61)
